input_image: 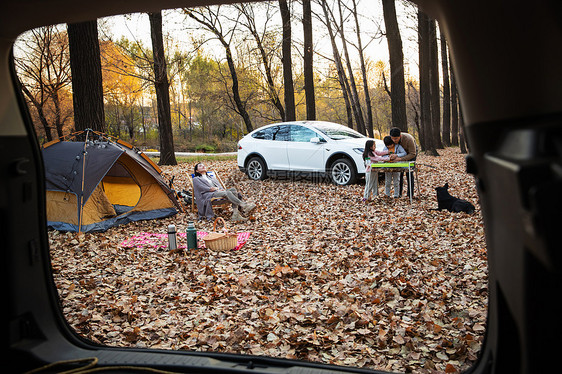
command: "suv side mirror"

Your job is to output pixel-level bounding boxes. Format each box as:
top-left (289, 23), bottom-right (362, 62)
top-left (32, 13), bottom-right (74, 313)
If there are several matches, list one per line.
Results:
top-left (310, 137), bottom-right (324, 144)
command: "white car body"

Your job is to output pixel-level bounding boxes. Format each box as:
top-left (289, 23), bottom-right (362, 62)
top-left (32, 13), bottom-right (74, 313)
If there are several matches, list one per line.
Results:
top-left (237, 121), bottom-right (384, 185)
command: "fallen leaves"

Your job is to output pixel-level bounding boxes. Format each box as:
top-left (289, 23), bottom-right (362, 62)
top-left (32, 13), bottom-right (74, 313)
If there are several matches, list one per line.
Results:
top-left (49, 147), bottom-right (487, 373)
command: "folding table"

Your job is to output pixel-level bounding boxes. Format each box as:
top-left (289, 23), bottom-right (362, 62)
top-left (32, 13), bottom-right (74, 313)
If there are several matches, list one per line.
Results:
top-left (371, 161), bottom-right (419, 203)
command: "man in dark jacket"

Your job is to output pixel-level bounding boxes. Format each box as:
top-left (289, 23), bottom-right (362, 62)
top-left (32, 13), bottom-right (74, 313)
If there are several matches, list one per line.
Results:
top-left (389, 127), bottom-right (417, 197)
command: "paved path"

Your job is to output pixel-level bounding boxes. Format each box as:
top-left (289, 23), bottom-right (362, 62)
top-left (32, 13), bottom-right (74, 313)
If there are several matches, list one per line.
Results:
top-left (144, 151), bottom-right (236, 157)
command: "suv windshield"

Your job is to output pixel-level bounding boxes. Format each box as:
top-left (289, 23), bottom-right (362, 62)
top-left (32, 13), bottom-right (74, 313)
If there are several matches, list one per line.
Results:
top-left (312, 122), bottom-right (365, 140)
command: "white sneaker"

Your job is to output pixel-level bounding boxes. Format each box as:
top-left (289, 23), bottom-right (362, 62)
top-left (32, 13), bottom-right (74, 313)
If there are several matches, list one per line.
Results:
top-left (242, 202), bottom-right (256, 214)
top-left (231, 210), bottom-right (248, 222)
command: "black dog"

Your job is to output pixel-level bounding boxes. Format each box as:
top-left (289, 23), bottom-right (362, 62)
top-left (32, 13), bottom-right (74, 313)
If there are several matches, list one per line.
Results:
top-left (434, 183), bottom-right (475, 214)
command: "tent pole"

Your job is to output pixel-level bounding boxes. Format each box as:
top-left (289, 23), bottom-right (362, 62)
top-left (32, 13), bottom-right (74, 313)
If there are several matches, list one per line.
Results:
top-left (77, 130), bottom-right (91, 233)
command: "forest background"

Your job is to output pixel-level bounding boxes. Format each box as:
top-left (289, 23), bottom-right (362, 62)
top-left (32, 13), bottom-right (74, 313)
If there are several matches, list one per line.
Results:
top-left (13, 0), bottom-right (466, 165)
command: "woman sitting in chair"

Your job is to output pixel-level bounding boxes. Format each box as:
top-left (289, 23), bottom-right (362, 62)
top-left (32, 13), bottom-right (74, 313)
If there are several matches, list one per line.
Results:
top-left (192, 162), bottom-right (256, 222)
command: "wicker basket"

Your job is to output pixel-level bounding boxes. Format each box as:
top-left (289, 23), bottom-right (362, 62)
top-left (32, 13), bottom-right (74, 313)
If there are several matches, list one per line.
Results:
top-left (203, 217), bottom-right (238, 251)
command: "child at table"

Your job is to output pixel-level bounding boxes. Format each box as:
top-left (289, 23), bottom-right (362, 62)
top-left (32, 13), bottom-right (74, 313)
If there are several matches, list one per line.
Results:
top-left (362, 139), bottom-right (389, 201)
top-left (383, 136), bottom-right (407, 198)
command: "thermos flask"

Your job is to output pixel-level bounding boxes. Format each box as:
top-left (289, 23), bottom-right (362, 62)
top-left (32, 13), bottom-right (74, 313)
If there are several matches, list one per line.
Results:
top-left (187, 221), bottom-right (197, 250)
top-left (167, 224), bottom-right (177, 250)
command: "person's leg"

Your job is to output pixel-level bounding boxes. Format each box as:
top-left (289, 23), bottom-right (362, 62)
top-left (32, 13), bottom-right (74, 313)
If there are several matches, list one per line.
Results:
top-left (392, 172), bottom-right (400, 198)
top-left (216, 188), bottom-right (255, 214)
top-left (398, 172), bottom-right (404, 196)
top-left (384, 172), bottom-right (391, 196)
top-left (214, 190), bottom-right (248, 222)
top-left (363, 172), bottom-right (372, 200)
top-left (213, 190), bottom-right (243, 207)
top-left (372, 171), bottom-right (379, 196)
top-left (406, 159), bottom-right (416, 197)
top-left (404, 172), bottom-right (411, 198)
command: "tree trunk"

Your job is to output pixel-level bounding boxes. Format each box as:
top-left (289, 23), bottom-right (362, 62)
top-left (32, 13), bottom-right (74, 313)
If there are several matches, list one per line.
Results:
top-left (128, 106), bottom-right (135, 139)
top-left (353, 0), bottom-right (373, 137)
top-left (51, 89), bottom-right (64, 138)
top-left (450, 50), bottom-right (459, 146)
top-left (429, 18), bottom-right (443, 149)
top-left (185, 8), bottom-right (254, 133)
top-left (382, 0), bottom-right (407, 133)
top-left (337, 0), bottom-right (365, 135)
top-left (279, 0), bottom-right (296, 121)
top-left (149, 12), bottom-right (177, 166)
top-left (418, 10), bottom-right (438, 155)
top-left (440, 32), bottom-right (451, 147)
top-left (406, 81), bottom-right (420, 142)
top-left (320, 0), bottom-right (353, 128)
top-left (20, 84), bottom-right (53, 141)
top-left (459, 102), bottom-right (467, 153)
top-left (303, 0), bottom-right (316, 120)
top-left (67, 20), bottom-right (105, 133)
top-left (15, 26), bottom-right (72, 141)
top-left (255, 35), bottom-right (285, 121)
top-left (239, 4), bottom-right (285, 121)
top-left (225, 44), bottom-right (254, 133)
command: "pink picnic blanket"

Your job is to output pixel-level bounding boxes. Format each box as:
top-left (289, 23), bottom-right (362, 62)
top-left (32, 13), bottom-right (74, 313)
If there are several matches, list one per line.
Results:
top-left (120, 231), bottom-right (251, 251)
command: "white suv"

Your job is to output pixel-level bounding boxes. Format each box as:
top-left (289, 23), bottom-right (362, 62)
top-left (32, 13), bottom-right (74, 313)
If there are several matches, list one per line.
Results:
top-left (237, 121), bottom-right (384, 185)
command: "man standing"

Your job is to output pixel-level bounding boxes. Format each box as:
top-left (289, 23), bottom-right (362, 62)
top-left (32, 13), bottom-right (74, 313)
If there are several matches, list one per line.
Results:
top-left (389, 127), bottom-right (417, 197)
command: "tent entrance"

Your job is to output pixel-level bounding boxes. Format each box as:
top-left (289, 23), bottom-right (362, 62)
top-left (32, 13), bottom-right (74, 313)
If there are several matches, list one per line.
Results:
top-left (102, 161), bottom-right (141, 215)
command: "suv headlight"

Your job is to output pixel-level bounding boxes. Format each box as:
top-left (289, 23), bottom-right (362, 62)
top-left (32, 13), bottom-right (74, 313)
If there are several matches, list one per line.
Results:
top-left (353, 148), bottom-right (364, 155)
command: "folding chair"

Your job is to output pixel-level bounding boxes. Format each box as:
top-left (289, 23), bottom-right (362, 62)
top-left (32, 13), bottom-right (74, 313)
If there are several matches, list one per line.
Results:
top-left (188, 171), bottom-right (230, 213)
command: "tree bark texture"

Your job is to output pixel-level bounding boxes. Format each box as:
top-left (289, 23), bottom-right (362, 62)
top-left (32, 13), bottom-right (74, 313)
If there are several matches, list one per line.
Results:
top-left (303, 0), bottom-right (316, 120)
top-left (459, 102), bottom-right (467, 153)
top-left (450, 50), bottom-right (459, 146)
top-left (337, 0), bottom-right (365, 135)
top-left (353, 0), bottom-right (373, 137)
top-left (429, 19), bottom-right (443, 150)
top-left (279, 0), bottom-right (296, 121)
top-left (382, 0), bottom-right (408, 133)
top-left (320, 0), bottom-right (353, 128)
top-left (224, 44), bottom-right (254, 133)
top-left (149, 12), bottom-right (177, 166)
top-left (418, 10), bottom-right (438, 155)
top-left (440, 32), bottom-right (451, 146)
top-left (67, 21), bottom-right (105, 133)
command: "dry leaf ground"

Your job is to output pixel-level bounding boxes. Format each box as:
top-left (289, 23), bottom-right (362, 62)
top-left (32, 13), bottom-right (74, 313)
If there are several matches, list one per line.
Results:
top-left (49, 147), bottom-right (487, 374)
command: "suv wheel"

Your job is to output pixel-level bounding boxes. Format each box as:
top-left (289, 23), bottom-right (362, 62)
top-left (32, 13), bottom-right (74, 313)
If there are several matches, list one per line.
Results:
top-left (246, 157), bottom-right (267, 180)
top-left (330, 158), bottom-right (357, 185)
